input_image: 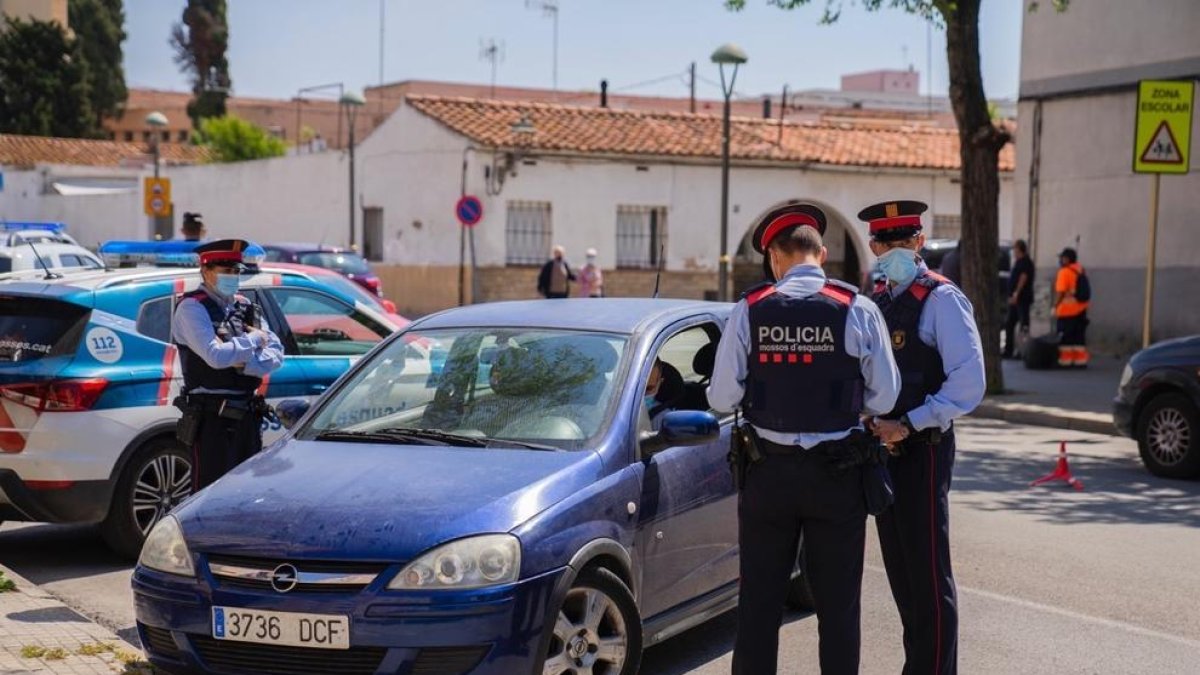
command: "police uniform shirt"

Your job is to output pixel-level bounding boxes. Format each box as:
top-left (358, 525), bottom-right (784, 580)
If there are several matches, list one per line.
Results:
top-left (883, 260), bottom-right (986, 431)
top-left (171, 285), bottom-right (285, 395)
top-left (708, 263), bottom-right (902, 449)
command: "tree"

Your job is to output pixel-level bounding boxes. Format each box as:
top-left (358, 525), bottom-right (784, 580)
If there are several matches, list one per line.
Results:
top-left (195, 116), bottom-right (287, 162)
top-left (170, 0), bottom-right (231, 126)
top-left (726, 0), bottom-right (1065, 394)
top-left (69, 0), bottom-right (127, 131)
top-left (0, 17), bottom-right (93, 137)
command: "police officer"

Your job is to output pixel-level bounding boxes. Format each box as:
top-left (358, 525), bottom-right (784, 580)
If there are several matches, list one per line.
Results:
top-left (708, 202), bottom-right (901, 674)
top-left (860, 201), bottom-right (985, 675)
top-left (172, 239), bottom-right (284, 490)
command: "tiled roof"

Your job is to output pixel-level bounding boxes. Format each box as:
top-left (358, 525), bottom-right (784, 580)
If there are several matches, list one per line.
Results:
top-left (0, 134), bottom-right (209, 168)
top-left (407, 95), bottom-right (1015, 172)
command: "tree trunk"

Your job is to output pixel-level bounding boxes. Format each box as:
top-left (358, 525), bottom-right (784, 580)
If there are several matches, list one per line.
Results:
top-left (942, 0), bottom-right (1009, 394)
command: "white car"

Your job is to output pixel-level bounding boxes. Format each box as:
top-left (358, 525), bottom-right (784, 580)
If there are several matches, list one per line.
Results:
top-left (1, 223), bottom-right (102, 276)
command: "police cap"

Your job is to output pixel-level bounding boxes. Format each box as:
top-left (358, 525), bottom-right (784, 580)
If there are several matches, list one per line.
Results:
top-left (751, 202), bottom-right (827, 255)
top-left (858, 200), bottom-right (928, 242)
top-left (195, 239), bottom-right (254, 272)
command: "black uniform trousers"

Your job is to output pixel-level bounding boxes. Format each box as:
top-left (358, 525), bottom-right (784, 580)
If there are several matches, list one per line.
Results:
top-left (875, 427), bottom-right (958, 675)
top-left (192, 399), bottom-right (264, 491)
top-left (733, 443), bottom-right (866, 675)
top-left (1002, 301), bottom-right (1031, 357)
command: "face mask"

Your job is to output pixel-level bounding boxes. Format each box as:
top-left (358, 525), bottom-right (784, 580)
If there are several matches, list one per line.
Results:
top-left (644, 394), bottom-right (657, 410)
top-left (877, 248), bottom-right (918, 286)
top-left (214, 273), bottom-right (240, 297)
top-left (586, 256), bottom-right (596, 264)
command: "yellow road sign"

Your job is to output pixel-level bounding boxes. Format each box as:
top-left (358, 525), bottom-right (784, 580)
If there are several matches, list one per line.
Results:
top-left (1133, 80), bottom-right (1193, 174)
top-left (143, 177), bottom-right (172, 217)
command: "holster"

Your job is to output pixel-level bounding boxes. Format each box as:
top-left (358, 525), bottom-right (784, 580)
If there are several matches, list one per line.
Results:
top-left (173, 395), bottom-right (203, 446)
top-left (727, 410), bottom-right (764, 491)
top-left (817, 431), bottom-right (895, 516)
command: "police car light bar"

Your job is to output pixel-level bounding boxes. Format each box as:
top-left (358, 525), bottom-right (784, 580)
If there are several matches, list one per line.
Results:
top-left (1, 221), bottom-right (67, 233)
top-left (98, 241), bottom-right (266, 269)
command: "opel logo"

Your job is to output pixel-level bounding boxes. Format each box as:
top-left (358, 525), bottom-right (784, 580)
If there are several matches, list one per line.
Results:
top-left (270, 563), bottom-right (299, 593)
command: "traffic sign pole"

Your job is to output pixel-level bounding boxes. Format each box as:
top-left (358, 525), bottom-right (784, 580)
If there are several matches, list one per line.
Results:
top-left (1142, 173), bottom-right (1160, 348)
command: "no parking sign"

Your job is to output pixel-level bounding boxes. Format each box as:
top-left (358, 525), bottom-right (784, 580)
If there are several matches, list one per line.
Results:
top-left (456, 195), bottom-right (483, 227)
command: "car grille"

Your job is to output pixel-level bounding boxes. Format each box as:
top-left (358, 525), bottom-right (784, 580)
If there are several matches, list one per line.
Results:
top-left (140, 624), bottom-right (181, 658)
top-left (191, 636), bottom-right (387, 675)
top-left (410, 645), bottom-right (491, 675)
top-left (206, 554), bottom-right (389, 595)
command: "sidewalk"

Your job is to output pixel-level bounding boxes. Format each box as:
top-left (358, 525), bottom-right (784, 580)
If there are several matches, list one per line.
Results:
top-left (0, 565), bottom-right (149, 675)
top-left (970, 353), bottom-right (1125, 436)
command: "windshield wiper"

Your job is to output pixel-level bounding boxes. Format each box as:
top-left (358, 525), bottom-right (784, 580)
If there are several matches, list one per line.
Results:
top-left (314, 427), bottom-right (488, 447)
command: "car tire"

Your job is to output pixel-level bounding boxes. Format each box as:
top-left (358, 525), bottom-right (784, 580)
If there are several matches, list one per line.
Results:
top-left (101, 437), bottom-right (194, 559)
top-left (542, 567), bottom-right (642, 675)
top-left (1137, 393), bottom-right (1200, 479)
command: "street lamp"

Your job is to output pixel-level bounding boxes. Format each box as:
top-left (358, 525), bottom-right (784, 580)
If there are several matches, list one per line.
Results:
top-left (339, 91), bottom-right (366, 250)
top-left (711, 43), bottom-right (747, 302)
top-left (145, 111), bottom-right (168, 179)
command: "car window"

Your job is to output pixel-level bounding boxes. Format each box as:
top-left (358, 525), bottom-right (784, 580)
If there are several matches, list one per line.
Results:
top-left (136, 296), bottom-right (174, 343)
top-left (298, 251), bottom-right (371, 275)
top-left (0, 295), bottom-right (90, 362)
top-left (263, 249), bottom-right (287, 263)
top-left (640, 324), bottom-right (719, 432)
top-left (302, 328), bottom-right (629, 451)
top-left (267, 288), bottom-right (388, 356)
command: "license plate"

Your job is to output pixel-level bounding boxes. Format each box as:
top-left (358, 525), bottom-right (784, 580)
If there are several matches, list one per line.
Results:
top-left (212, 607), bottom-right (350, 650)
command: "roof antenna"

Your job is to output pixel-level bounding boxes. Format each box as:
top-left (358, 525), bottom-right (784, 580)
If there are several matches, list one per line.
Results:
top-left (651, 241), bottom-right (665, 299)
top-left (25, 238), bottom-right (61, 280)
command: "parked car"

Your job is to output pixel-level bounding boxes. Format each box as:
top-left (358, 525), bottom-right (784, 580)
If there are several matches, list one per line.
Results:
top-left (262, 244), bottom-right (383, 298)
top-left (132, 299), bottom-right (813, 675)
top-left (1113, 335), bottom-right (1200, 478)
top-left (1, 222), bottom-right (103, 276)
top-left (264, 261), bottom-right (408, 328)
top-left (0, 247), bottom-right (404, 558)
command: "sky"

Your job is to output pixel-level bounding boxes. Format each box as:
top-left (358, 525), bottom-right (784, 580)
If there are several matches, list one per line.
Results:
top-left (122, 0), bottom-right (1024, 103)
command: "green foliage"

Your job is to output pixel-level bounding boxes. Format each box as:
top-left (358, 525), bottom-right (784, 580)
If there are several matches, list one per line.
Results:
top-left (0, 569), bottom-right (15, 592)
top-left (724, 0), bottom-right (942, 24)
top-left (69, 0), bottom-right (127, 129)
top-left (195, 116), bottom-right (287, 162)
top-left (0, 17), bottom-right (94, 137)
top-left (171, 0), bottom-right (231, 125)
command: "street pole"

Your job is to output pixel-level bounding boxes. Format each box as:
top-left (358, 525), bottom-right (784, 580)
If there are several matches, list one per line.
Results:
top-left (717, 62), bottom-right (739, 302)
top-left (347, 118), bottom-right (357, 250)
top-left (1142, 173), bottom-right (1161, 348)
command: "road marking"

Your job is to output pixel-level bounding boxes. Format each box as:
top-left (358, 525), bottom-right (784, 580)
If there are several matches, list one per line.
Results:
top-left (865, 565), bottom-right (1200, 650)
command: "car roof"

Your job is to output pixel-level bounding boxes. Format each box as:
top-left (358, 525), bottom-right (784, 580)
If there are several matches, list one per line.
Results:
top-left (0, 241), bottom-right (97, 257)
top-left (414, 298), bottom-right (731, 335)
top-left (0, 263), bottom-right (332, 293)
top-left (264, 243), bottom-right (354, 254)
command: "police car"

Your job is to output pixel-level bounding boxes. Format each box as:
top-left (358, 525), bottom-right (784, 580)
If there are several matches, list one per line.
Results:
top-left (0, 241), bottom-right (403, 557)
top-left (0, 222), bottom-right (104, 275)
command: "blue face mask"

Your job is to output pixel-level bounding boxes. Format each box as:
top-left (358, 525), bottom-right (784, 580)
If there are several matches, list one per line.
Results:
top-left (644, 394), bottom-right (657, 410)
top-left (214, 273), bottom-right (240, 297)
top-left (876, 248), bottom-right (919, 286)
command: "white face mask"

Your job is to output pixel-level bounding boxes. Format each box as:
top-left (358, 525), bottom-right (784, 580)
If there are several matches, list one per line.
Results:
top-left (214, 273), bottom-right (240, 297)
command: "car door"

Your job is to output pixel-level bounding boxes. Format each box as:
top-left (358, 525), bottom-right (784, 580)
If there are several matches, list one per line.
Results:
top-left (259, 285), bottom-right (391, 402)
top-left (635, 320), bottom-right (739, 619)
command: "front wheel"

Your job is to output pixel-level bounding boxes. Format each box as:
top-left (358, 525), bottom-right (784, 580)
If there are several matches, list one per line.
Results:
top-left (1138, 393), bottom-right (1200, 479)
top-left (101, 437), bottom-right (193, 559)
top-left (543, 568), bottom-right (642, 675)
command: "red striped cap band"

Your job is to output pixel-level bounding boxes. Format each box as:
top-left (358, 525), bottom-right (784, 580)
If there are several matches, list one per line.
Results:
top-left (760, 212), bottom-right (820, 250)
top-left (868, 215), bottom-right (923, 234)
top-left (199, 251), bottom-right (243, 265)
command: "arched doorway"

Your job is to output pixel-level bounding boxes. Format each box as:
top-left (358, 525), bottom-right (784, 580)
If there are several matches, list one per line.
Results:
top-left (732, 199), bottom-right (869, 296)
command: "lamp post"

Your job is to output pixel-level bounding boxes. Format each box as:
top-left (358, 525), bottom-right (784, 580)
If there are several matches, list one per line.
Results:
top-left (145, 111), bottom-right (169, 239)
top-left (711, 43), bottom-right (747, 302)
top-left (339, 91), bottom-right (366, 250)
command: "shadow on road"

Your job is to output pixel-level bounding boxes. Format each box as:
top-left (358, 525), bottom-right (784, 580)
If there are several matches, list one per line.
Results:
top-left (0, 523), bottom-right (131, 585)
top-left (640, 607), bottom-right (813, 674)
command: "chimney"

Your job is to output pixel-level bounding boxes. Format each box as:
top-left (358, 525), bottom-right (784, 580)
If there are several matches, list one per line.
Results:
top-left (600, 80), bottom-right (608, 108)
top-left (762, 95), bottom-right (772, 119)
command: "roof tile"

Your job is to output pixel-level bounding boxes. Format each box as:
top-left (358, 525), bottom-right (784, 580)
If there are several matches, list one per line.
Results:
top-left (0, 134), bottom-right (209, 168)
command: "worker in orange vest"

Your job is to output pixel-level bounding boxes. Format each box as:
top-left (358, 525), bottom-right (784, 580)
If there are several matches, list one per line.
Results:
top-left (1054, 247), bottom-right (1090, 367)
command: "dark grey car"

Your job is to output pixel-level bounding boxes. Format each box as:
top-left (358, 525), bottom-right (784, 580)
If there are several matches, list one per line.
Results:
top-left (1113, 335), bottom-right (1200, 478)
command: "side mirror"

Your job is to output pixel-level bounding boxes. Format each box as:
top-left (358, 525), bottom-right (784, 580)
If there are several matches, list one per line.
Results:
top-left (275, 399), bottom-right (311, 430)
top-left (640, 410), bottom-right (720, 456)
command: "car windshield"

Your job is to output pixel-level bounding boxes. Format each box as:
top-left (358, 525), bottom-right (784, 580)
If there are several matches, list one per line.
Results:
top-left (301, 327), bottom-right (629, 450)
top-left (299, 251), bottom-right (371, 275)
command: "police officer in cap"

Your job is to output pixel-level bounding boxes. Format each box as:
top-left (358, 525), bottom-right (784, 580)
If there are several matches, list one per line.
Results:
top-left (172, 239), bottom-right (284, 490)
top-left (860, 201), bottom-right (985, 675)
top-left (709, 201), bottom-right (901, 674)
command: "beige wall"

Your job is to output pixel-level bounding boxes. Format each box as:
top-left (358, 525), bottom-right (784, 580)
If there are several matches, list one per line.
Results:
top-left (0, 0), bottom-right (66, 25)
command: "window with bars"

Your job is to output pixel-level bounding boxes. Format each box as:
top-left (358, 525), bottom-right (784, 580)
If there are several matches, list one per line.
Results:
top-left (505, 201), bottom-right (553, 266)
top-left (933, 214), bottom-right (962, 240)
top-left (616, 206), bottom-right (668, 269)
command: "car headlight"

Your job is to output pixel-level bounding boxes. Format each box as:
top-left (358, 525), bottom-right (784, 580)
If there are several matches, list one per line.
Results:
top-left (1119, 364), bottom-right (1133, 390)
top-left (137, 516), bottom-right (195, 577)
top-left (388, 534), bottom-right (520, 590)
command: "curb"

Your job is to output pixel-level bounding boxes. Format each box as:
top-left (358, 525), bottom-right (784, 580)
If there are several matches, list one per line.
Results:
top-left (0, 563), bottom-right (53, 601)
top-left (970, 401), bottom-right (1120, 437)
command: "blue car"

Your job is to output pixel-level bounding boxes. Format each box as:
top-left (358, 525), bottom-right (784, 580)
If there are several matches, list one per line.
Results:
top-left (0, 247), bottom-right (401, 558)
top-left (132, 299), bottom-right (813, 675)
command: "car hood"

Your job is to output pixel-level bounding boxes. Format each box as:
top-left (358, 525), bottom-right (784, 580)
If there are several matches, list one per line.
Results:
top-left (1132, 335), bottom-right (1200, 369)
top-left (176, 440), bottom-right (603, 562)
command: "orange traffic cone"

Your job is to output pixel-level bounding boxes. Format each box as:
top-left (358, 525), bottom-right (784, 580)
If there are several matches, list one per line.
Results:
top-left (1031, 441), bottom-right (1084, 491)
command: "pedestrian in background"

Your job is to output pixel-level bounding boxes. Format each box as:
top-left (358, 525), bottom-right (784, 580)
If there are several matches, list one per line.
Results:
top-left (180, 212), bottom-right (206, 242)
top-left (1054, 247), bottom-right (1091, 367)
top-left (862, 200), bottom-right (985, 675)
top-left (536, 245), bottom-right (575, 299)
top-left (578, 248), bottom-right (604, 297)
top-left (1003, 239), bottom-right (1035, 359)
top-left (708, 202), bottom-right (900, 675)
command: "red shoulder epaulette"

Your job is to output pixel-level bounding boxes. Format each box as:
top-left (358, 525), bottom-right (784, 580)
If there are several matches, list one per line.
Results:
top-left (745, 285), bottom-right (777, 306)
top-left (818, 281), bottom-right (855, 306)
